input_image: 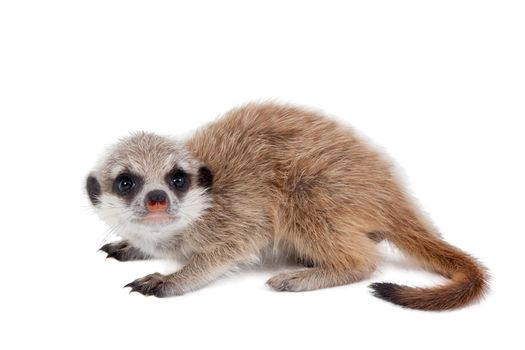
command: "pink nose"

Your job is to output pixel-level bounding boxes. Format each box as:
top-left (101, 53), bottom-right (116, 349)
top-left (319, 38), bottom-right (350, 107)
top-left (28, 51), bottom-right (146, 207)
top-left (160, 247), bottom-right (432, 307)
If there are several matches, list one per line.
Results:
top-left (145, 190), bottom-right (168, 212)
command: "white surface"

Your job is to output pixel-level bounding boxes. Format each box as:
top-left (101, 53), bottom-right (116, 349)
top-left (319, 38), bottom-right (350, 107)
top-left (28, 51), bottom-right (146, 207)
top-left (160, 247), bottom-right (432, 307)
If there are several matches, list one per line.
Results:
top-left (1, 1), bottom-right (524, 349)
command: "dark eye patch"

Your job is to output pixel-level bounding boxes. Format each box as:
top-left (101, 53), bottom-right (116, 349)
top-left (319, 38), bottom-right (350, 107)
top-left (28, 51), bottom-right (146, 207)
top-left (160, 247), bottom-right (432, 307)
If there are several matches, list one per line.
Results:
top-left (165, 168), bottom-right (191, 196)
top-left (112, 172), bottom-right (143, 202)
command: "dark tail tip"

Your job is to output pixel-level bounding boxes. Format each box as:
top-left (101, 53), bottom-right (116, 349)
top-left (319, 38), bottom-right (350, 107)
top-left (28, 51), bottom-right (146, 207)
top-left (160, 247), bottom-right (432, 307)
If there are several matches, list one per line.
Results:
top-left (369, 282), bottom-right (409, 308)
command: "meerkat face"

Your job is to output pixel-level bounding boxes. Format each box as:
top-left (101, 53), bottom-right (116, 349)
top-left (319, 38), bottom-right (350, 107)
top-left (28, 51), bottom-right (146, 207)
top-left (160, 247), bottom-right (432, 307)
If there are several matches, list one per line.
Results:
top-left (86, 132), bottom-right (213, 239)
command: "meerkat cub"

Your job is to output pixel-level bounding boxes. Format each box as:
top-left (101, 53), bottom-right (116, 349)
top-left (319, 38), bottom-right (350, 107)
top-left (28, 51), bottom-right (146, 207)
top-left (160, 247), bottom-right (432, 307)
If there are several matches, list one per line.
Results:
top-left (86, 103), bottom-right (488, 311)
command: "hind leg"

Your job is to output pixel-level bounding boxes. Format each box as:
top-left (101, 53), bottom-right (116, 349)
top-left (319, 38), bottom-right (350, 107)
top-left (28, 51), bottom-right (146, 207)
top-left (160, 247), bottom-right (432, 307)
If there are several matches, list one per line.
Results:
top-left (267, 264), bottom-right (373, 292)
top-left (272, 177), bottom-right (380, 292)
top-left (268, 225), bottom-right (378, 292)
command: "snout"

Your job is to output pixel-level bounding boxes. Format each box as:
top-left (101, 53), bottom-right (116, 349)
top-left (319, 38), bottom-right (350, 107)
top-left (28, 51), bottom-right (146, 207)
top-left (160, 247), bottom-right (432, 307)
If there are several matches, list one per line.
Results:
top-left (145, 190), bottom-right (168, 212)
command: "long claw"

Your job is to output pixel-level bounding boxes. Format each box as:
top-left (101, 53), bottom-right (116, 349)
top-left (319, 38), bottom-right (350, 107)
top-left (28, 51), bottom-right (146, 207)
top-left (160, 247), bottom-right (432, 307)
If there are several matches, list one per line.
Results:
top-left (99, 243), bottom-right (112, 253)
top-left (124, 281), bottom-right (136, 289)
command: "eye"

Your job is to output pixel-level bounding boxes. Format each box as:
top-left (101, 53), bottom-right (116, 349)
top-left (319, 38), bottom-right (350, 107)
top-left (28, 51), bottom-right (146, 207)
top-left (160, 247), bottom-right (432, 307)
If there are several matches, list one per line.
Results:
top-left (117, 175), bottom-right (135, 194)
top-left (171, 172), bottom-right (186, 189)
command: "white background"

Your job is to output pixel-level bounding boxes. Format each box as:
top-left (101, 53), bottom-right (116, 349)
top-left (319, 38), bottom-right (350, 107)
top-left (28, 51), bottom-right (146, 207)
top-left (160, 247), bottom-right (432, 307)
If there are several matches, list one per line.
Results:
top-left (1, 1), bottom-right (524, 349)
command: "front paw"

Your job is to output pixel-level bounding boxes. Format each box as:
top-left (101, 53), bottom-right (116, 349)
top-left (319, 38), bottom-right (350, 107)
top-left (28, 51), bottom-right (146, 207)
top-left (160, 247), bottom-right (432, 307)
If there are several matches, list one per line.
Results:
top-left (99, 241), bottom-right (146, 261)
top-left (124, 273), bottom-right (178, 297)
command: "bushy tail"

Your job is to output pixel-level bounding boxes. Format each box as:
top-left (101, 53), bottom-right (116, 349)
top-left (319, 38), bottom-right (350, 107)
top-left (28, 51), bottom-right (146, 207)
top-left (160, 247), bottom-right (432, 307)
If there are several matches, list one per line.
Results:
top-left (370, 217), bottom-right (489, 311)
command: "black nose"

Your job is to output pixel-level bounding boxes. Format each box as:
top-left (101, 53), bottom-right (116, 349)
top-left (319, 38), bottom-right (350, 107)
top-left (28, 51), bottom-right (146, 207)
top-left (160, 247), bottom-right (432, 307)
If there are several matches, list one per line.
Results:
top-left (146, 190), bottom-right (168, 204)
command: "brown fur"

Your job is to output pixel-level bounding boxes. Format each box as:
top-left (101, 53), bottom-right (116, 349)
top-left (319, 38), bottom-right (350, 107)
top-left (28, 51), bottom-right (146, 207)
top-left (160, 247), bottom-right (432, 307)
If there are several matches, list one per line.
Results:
top-left (90, 102), bottom-right (489, 310)
top-left (182, 103), bottom-right (488, 310)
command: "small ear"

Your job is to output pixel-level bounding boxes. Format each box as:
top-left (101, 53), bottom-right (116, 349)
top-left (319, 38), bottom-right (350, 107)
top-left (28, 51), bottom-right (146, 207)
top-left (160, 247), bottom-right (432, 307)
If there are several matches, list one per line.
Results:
top-left (197, 166), bottom-right (213, 190)
top-left (86, 175), bottom-right (101, 205)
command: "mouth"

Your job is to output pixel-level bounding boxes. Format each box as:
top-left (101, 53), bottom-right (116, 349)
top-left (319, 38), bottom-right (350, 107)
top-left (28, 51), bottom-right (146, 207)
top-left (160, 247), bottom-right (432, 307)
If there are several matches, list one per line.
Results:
top-left (134, 212), bottom-right (176, 226)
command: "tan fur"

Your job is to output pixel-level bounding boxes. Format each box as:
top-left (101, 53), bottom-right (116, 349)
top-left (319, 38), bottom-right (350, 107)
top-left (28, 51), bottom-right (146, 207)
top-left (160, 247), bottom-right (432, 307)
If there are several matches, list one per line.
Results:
top-left (88, 102), bottom-right (489, 310)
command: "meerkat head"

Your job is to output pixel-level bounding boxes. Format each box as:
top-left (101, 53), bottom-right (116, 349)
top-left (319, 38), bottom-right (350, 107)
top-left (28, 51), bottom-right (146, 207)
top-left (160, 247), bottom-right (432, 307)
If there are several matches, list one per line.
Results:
top-left (85, 132), bottom-right (213, 239)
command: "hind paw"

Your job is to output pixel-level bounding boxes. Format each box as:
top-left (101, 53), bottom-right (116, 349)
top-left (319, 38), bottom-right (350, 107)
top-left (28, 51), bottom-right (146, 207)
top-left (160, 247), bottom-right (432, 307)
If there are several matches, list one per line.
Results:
top-left (266, 271), bottom-right (309, 292)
